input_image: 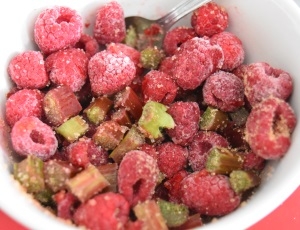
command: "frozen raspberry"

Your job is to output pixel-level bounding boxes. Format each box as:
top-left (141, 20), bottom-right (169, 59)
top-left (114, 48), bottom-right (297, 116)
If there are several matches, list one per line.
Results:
top-left (188, 131), bottom-right (229, 171)
top-left (203, 71), bottom-right (245, 112)
top-left (75, 34), bottom-right (100, 59)
top-left (157, 142), bottom-right (188, 178)
top-left (210, 31), bottom-right (245, 71)
top-left (163, 27), bottom-right (197, 56)
top-left (94, 1), bottom-right (126, 45)
top-left (243, 62), bottom-right (293, 107)
top-left (7, 51), bottom-right (49, 89)
top-left (166, 101), bottom-right (200, 146)
top-left (88, 50), bottom-right (136, 96)
top-left (118, 150), bottom-right (159, 206)
top-left (242, 151), bottom-right (266, 172)
top-left (164, 170), bottom-right (189, 203)
top-left (73, 192), bottom-right (130, 230)
top-left (245, 97), bottom-right (296, 159)
top-left (180, 170), bottom-right (241, 216)
top-left (53, 190), bottom-right (78, 220)
top-left (141, 70), bottom-right (178, 105)
top-left (5, 89), bottom-right (44, 127)
top-left (191, 2), bottom-right (228, 37)
top-left (11, 116), bottom-right (58, 160)
top-left (232, 64), bottom-right (249, 80)
top-left (45, 48), bottom-right (88, 92)
top-left (138, 143), bottom-right (158, 160)
top-left (158, 56), bottom-right (175, 77)
top-left (34, 6), bottom-right (83, 54)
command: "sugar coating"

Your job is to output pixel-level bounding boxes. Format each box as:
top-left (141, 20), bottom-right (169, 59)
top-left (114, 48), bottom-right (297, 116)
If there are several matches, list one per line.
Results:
top-left (73, 192), bottom-right (130, 230)
top-left (203, 71), bottom-right (245, 112)
top-left (45, 48), bottom-right (88, 92)
top-left (5, 89), bottom-right (44, 127)
top-left (245, 97), bottom-right (296, 159)
top-left (88, 50), bottom-right (136, 96)
top-left (180, 170), bottom-right (241, 216)
top-left (94, 1), bottom-right (126, 45)
top-left (75, 34), bottom-right (100, 59)
top-left (7, 51), bottom-right (49, 89)
top-left (34, 6), bottom-right (83, 54)
top-left (188, 131), bottom-right (229, 171)
top-left (11, 116), bottom-right (58, 160)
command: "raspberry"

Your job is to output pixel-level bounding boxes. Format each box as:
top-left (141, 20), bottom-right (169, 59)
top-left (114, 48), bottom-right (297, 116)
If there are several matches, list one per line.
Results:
top-left (34, 6), bottom-right (82, 54)
top-left (53, 190), bottom-right (77, 220)
top-left (191, 2), bottom-right (228, 37)
top-left (242, 151), bottom-right (266, 172)
top-left (141, 70), bottom-right (178, 105)
top-left (243, 62), bottom-right (293, 106)
top-left (11, 116), bottom-right (58, 160)
top-left (188, 131), bottom-right (229, 171)
top-left (45, 48), bottom-right (88, 92)
top-left (166, 101), bottom-right (200, 146)
top-left (157, 142), bottom-right (188, 178)
top-left (163, 27), bottom-right (197, 56)
top-left (5, 89), bottom-right (44, 127)
top-left (203, 71), bottom-right (245, 112)
top-left (118, 150), bottom-right (159, 206)
top-left (181, 170), bottom-right (241, 216)
top-left (164, 170), bottom-right (189, 203)
top-left (73, 192), bottom-right (130, 230)
top-left (245, 97), bottom-right (296, 159)
top-left (210, 31), bottom-right (245, 71)
top-left (7, 51), bottom-right (49, 89)
top-left (158, 56), bottom-right (175, 76)
top-left (138, 143), bottom-right (158, 160)
top-left (94, 1), bottom-right (126, 45)
top-left (75, 34), bottom-right (100, 59)
top-left (88, 50), bottom-right (136, 96)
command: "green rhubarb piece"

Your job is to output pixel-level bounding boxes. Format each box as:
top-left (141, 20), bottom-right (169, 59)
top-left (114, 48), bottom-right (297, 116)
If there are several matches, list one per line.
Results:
top-left (173, 213), bottom-right (203, 229)
top-left (66, 165), bottom-right (110, 202)
top-left (109, 125), bottom-right (145, 163)
top-left (55, 115), bottom-right (89, 142)
top-left (140, 46), bottom-right (164, 69)
top-left (34, 188), bottom-right (54, 205)
top-left (229, 107), bottom-right (249, 127)
top-left (200, 106), bottom-right (229, 131)
top-left (83, 96), bottom-right (113, 125)
top-left (157, 199), bottom-right (189, 228)
top-left (98, 163), bottom-right (118, 192)
top-left (124, 25), bottom-right (138, 48)
top-left (138, 101), bottom-right (175, 139)
top-left (206, 147), bottom-right (244, 175)
top-left (13, 155), bottom-right (45, 194)
top-left (229, 170), bottom-right (261, 194)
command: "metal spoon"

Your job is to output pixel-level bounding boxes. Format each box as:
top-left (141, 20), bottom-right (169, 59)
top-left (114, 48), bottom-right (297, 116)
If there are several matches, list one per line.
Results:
top-left (125, 0), bottom-right (211, 50)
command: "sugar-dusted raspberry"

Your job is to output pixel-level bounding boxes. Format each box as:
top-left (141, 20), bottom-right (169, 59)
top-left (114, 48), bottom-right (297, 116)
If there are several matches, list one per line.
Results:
top-left (53, 190), bottom-right (77, 220)
top-left (180, 170), bottom-right (241, 216)
top-left (5, 89), bottom-right (44, 127)
top-left (157, 142), bottom-right (188, 178)
top-left (73, 192), bottom-right (130, 230)
top-left (34, 6), bottom-right (82, 54)
top-left (11, 116), bottom-right (58, 160)
top-left (232, 64), bottom-right (249, 80)
top-left (163, 27), bottom-right (197, 56)
top-left (158, 56), bottom-right (175, 77)
top-left (188, 131), bottom-right (229, 171)
top-left (210, 31), bottom-right (245, 71)
top-left (7, 51), bottom-right (49, 89)
top-left (138, 143), bottom-right (158, 160)
top-left (118, 150), bottom-right (159, 206)
top-left (45, 48), bottom-right (88, 92)
top-left (203, 71), bottom-right (245, 112)
top-left (75, 33), bottom-right (100, 59)
top-left (94, 1), bottom-right (126, 45)
top-left (191, 2), bottom-right (228, 37)
top-left (164, 170), bottom-right (189, 203)
top-left (245, 97), bottom-right (296, 159)
top-left (88, 50), bottom-right (136, 96)
top-left (166, 101), bottom-right (200, 146)
top-left (242, 151), bottom-right (266, 172)
top-left (243, 62), bottom-right (293, 107)
top-left (141, 70), bottom-right (178, 105)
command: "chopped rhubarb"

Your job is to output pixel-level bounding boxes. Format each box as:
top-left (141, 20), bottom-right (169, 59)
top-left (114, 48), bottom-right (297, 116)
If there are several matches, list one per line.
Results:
top-left (111, 108), bottom-right (132, 127)
top-left (98, 163), bottom-right (118, 192)
top-left (125, 25), bottom-right (138, 48)
top-left (200, 106), bottom-right (229, 131)
top-left (229, 170), bottom-right (261, 194)
top-left (140, 46), bottom-right (164, 69)
top-left (229, 106), bottom-right (249, 127)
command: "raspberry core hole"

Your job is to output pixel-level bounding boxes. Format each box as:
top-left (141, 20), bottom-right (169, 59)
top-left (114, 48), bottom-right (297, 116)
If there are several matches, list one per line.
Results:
top-left (30, 129), bottom-right (46, 144)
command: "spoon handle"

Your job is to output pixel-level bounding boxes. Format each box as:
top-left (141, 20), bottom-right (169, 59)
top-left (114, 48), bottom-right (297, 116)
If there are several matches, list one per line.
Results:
top-left (156, 0), bottom-right (211, 31)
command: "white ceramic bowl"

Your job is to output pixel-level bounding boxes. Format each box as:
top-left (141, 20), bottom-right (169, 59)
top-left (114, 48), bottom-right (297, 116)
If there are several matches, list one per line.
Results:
top-left (1, 0), bottom-right (300, 229)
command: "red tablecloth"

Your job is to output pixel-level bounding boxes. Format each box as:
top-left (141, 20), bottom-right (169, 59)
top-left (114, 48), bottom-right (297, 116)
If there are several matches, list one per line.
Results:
top-left (1, 186), bottom-right (300, 229)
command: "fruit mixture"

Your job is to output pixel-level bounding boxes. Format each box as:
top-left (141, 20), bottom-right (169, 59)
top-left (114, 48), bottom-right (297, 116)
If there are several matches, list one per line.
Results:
top-left (4, 1), bottom-right (297, 229)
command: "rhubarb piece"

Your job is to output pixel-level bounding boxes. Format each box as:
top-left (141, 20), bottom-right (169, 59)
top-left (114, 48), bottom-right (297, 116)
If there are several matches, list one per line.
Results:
top-left (92, 120), bottom-right (127, 150)
top-left (138, 101), bottom-right (175, 139)
top-left (133, 200), bottom-right (168, 230)
top-left (229, 170), bottom-right (261, 194)
top-left (206, 147), bottom-right (244, 174)
top-left (157, 199), bottom-right (189, 228)
top-left (34, 188), bottom-right (54, 205)
top-left (111, 108), bottom-right (132, 127)
top-left (13, 155), bottom-right (45, 194)
top-left (98, 163), bottom-right (118, 192)
top-left (172, 213), bottom-right (203, 230)
top-left (43, 86), bottom-right (82, 126)
top-left (83, 96), bottom-right (113, 125)
top-left (125, 25), bottom-right (138, 48)
top-left (55, 115), bottom-right (89, 142)
top-left (229, 106), bottom-right (249, 127)
top-left (200, 106), bottom-right (229, 131)
top-left (110, 125), bottom-right (145, 163)
top-left (66, 164), bottom-right (110, 202)
top-left (140, 46), bottom-right (164, 69)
